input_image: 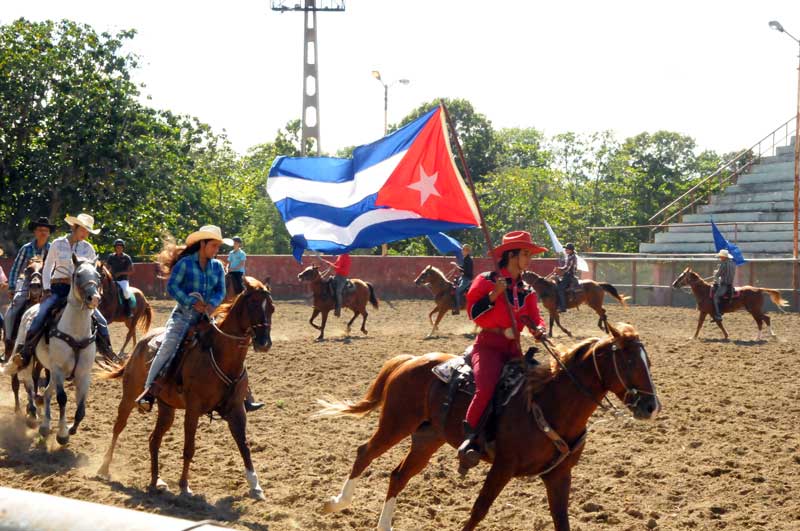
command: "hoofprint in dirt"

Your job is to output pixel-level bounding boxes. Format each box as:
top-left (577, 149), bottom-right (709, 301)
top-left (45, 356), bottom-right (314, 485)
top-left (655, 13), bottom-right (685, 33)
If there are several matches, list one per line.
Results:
top-left (0, 298), bottom-right (798, 530)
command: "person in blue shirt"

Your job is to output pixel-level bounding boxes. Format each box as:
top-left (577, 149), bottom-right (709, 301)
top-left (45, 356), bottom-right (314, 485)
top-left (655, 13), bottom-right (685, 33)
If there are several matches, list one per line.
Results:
top-left (136, 225), bottom-right (230, 412)
top-left (225, 236), bottom-right (246, 295)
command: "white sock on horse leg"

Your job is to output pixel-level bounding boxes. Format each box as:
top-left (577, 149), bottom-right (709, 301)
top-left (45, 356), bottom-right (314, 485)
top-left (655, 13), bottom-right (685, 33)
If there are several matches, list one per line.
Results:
top-left (377, 497), bottom-right (397, 531)
top-left (327, 477), bottom-right (357, 512)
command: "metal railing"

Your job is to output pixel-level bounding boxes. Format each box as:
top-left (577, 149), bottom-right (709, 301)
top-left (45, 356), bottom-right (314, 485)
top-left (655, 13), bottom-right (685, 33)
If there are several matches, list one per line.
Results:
top-left (648, 117), bottom-right (797, 234)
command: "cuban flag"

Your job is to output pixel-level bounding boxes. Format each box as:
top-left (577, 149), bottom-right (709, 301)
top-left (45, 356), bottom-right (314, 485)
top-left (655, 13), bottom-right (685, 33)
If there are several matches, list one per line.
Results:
top-left (268, 106), bottom-right (481, 261)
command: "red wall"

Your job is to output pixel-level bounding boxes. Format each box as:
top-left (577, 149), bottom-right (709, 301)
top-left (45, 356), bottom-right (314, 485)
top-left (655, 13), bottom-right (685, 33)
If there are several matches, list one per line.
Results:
top-left (1, 256), bottom-right (559, 300)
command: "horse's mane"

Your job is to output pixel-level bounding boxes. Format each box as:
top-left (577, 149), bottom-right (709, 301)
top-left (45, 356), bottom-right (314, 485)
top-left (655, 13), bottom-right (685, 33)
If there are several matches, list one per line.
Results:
top-left (26, 255), bottom-right (43, 267)
top-left (684, 267), bottom-right (709, 286)
top-left (426, 265), bottom-right (449, 282)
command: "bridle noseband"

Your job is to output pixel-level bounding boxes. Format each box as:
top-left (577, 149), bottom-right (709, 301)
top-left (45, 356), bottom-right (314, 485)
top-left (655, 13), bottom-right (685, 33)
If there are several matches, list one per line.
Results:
top-left (591, 340), bottom-right (657, 409)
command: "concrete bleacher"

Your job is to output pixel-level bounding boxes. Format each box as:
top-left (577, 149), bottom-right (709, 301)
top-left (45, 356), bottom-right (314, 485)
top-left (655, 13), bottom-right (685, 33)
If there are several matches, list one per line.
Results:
top-left (639, 136), bottom-right (797, 256)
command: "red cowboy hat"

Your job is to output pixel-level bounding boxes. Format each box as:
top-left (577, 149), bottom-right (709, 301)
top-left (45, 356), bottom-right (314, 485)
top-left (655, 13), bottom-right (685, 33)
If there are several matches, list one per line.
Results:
top-left (492, 231), bottom-right (548, 260)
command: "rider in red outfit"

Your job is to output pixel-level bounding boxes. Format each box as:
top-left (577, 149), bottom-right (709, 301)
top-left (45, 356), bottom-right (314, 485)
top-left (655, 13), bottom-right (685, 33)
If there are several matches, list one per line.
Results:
top-left (458, 231), bottom-right (548, 473)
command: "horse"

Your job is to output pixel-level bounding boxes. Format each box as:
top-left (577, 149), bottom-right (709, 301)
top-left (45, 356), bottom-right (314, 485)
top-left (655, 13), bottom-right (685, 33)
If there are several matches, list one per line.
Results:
top-left (316, 323), bottom-right (660, 531)
top-left (413, 265), bottom-right (465, 337)
top-left (298, 264), bottom-right (378, 341)
top-left (522, 271), bottom-right (629, 337)
top-left (3, 257), bottom-right (45, 413)
top-left (671, 267), bottom-right (788, 340)
top-left (2, 256), bottom-right (101, 445)
top-left (97, 262), bottom-right (152, 359)
top-left (96, 277), bottom-right (274, 499)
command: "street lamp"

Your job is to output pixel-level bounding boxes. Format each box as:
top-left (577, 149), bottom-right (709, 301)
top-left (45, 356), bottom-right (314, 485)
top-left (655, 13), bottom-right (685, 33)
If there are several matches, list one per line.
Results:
top-left (372, 70), bottom-right (410, 136)
top-left (769, 20), bottom-right (800, 262)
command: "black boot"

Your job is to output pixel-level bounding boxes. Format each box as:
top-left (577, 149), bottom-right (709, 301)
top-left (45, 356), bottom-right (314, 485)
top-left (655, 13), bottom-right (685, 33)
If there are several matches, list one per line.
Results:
top-left (123, 298), bottom-right (134, 319)
top-left (244, 387), bottom-right (264, 412)
top-left (457, 421), bottom-right (482, 475)
top-left (96, 333), bottom-right (115, 361)
top-left (136, 389), bottom-right (156, 413)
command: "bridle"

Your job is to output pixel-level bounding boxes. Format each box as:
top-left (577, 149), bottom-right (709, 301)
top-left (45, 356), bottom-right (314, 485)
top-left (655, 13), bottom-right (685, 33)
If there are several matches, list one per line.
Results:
top-left (591, 340), bottom-right (657, 410)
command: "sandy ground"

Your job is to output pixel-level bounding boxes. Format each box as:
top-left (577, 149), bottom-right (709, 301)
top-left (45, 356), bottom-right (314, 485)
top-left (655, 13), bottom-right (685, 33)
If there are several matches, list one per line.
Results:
top-left (1, 296), bottom-right (799, 531)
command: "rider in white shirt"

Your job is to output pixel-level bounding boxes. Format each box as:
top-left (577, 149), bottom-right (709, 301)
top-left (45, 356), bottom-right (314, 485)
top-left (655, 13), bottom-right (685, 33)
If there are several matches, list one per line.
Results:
top-left (12, 213), bottom-right (114, 368)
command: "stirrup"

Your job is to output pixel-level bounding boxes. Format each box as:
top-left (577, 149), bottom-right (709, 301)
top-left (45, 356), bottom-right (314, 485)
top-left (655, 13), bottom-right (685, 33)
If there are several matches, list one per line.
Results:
top-left (457, 440), bottom-right (481, 475)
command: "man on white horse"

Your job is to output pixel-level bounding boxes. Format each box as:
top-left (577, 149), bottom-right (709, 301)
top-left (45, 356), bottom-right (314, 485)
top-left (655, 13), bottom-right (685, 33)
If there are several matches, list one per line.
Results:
top-left (3, 217), bottom-right (54, 356)
top-left (10, 213), bottom-right (114, 369)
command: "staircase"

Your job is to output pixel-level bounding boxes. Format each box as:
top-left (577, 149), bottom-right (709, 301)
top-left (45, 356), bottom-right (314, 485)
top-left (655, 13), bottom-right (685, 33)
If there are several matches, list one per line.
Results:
top-left (639, 133), bottom-right (797, 257)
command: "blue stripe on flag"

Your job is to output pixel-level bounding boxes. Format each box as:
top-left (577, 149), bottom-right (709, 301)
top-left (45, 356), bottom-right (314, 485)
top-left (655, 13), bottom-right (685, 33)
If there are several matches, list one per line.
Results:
top-left (274, 195), bottom-right (381, 226)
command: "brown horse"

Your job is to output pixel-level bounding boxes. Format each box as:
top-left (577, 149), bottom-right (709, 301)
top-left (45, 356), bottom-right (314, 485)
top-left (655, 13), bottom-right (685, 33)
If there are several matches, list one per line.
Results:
top-left (298, 264), bottom-right (378, 341)
top-left (671, 267), bottom-right (787, 340)
top-left (97, 262), bottom-right (152, 359)
top-left (317, 323), bottom-right (660, 531)
top-left (96, 277), bottom-right (274, 499)
top-left (3, 257), bottom-right (44, 413)
top-left (522, 271), bottom-right (629, 337)
top-left (413, 265), bottom-right (465, 337)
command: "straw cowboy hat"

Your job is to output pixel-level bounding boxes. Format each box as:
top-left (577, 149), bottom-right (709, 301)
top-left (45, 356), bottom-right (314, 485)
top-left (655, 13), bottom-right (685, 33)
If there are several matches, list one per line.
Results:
top-left (717, 249), bottom-right (731, 259)
top-left (185, 225), bottom-right (234, 247)
top-left (0, 247), bottom-right (4, 257)
top-left (64, 213), bottom-right (101, 235)
top-left (492, 230), bottom-right (548, 261)
top-left (27, 217), bottom-right (57, 232)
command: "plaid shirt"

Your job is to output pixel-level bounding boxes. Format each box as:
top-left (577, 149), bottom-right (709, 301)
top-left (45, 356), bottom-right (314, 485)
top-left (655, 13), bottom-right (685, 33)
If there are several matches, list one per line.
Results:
top-left (167, 252), bottom-right (226, 308)
top-left (8, 240), bottom-right (50, 291)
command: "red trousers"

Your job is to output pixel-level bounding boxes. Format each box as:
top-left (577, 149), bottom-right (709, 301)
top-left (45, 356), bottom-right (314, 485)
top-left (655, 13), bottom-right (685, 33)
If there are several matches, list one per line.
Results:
top-left (465, 332), bottom-right (521, 428)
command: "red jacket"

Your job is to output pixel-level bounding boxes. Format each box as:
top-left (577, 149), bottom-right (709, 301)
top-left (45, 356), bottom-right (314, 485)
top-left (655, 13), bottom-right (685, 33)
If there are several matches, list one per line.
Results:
top-left (466, 269), bottom-right (545, 332)
top-left (333, 254), bottom-right (351, 276)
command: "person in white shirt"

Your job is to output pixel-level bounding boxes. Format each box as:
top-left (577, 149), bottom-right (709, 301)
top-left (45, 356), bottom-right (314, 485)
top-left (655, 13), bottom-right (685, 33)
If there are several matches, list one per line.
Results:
top-left (12, 213), bottom-right (114, 368)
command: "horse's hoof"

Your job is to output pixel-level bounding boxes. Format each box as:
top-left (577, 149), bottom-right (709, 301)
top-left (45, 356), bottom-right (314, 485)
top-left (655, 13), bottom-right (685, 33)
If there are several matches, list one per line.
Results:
top-left (361, 329), bottom-right (368, 335)
top-left (34, 395), bottom-right (44, 407)
top-left (180, 486), bottom-right (193, 497)
top-left (25, 416), bottom-right (38, 429)
top-left (149, 478), bottom-right (169, 493)
top-left (96, 466), bottom-right (110, 481)
top-left (38, 425), bottom-right (50, 438)
top-left (68, 424), bottom-right (78, 435)
top-left (56, 434), bottom-right (70, 446)
top-left (250, 487), bottom-right (266, 501)
top-left (315, 337), bottom-right (325, 342)
top-left (322, 497), bottom-right (346, 514)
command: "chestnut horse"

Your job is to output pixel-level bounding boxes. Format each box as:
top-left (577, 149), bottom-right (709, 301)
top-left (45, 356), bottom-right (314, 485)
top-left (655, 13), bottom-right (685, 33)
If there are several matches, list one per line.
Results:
top-left (97, 262), bottom-right (152, 359)
top-left (317, 323), bottom-right (660, 531)
top-left (671, 267), bottom-right (787, 340)
top-left (298, 265), bottom-right (378, 341)
top-left (413, 265), bottom-right (464, 337)
top-left (3, 257), bottom-right (44, 413)
top-left (96, 277), bottom-right (274, 499)
top-left (522, 271), bottom-right (629, 337)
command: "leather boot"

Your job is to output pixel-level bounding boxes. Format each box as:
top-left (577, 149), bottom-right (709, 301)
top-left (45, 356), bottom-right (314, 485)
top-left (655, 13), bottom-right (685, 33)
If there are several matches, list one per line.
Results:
top-left (135, 381), bottom-right (162, 413)
top-left (96, 333), bottom-right (115, 361)
top-left (457, 420), bottom-right (482, 475)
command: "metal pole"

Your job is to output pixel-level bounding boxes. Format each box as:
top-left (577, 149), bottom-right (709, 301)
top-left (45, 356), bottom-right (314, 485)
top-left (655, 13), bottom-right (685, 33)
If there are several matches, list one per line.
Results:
top-left (383, 84), bottom-right (389, 137)
top-left (440, 101), bottom-right (523, 353)
top-left (794, 40), bottom-right (800, 260)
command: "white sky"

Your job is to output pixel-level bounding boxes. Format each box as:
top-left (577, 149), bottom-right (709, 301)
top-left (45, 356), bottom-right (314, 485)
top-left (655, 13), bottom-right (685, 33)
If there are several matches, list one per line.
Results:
top-left (5, 1), bottom-right (800, 156)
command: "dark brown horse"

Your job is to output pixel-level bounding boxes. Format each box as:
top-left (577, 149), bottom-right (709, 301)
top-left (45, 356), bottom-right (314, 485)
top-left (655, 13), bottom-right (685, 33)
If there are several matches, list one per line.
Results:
top-left (3, 257), bottom-right (44, 414)
top-left (522, 271), bottom-right (629, 337)
top-left (317, 323), bottom-right (660, 531)
top-left (96, 277), bottom-right (274, 499)
top-left (671, 267), bottom-right (787, 340)
top-left (413, 264), bottom-right (465, 337)
top-left (298, 264), bottom-right (378, 341)
top-left (97, 262), bottom-right (152, 358)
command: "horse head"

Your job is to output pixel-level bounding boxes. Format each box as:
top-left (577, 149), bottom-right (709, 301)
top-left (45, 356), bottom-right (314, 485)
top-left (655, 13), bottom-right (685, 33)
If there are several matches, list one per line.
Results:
top-left (671, 266), bottom-right (695, 289)
top-left (298, 264), bottom-right (321, 283)
top-left (594, 322), bottom-right (661, 420)
top-left (414, 265), bottom-right (434, 286)
top-left (70, 254), bottom-right (102, 309)
top-left (231, 277), bottom-right (274, 352)
top-left (521, 270), bottom-right (552, 293)
top-left (23, 256), bottom-right (44, 302)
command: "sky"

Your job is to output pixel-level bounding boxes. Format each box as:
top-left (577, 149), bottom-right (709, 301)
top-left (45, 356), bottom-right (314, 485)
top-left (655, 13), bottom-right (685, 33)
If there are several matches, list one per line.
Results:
top-left (4, 0), bottom-right (800, 157)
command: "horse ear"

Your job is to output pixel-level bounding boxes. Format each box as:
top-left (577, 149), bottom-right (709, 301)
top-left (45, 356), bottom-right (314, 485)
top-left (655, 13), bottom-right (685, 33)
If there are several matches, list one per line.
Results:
top-left (263, 276), bottom-right (271, 290)
top-left (72, 253), bottom-right (79, 267)
top-left (607, 321), bottom-right (622, 341)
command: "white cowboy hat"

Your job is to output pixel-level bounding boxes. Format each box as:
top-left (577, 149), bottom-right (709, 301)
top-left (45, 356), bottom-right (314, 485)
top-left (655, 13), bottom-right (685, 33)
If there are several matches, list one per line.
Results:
top-left (0, 247), bottom-right (4, 257)
top-left (185, 225), bottom-right (234, 247)
top-left (64, 213), bottom-right (101, 235)
top-left (717, 249), bottom-right (731, 259)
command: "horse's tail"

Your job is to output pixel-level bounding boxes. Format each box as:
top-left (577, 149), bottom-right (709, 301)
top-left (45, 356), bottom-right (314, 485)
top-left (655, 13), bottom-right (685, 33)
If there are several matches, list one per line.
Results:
top-left (759, 288), bottom-right (789, 312)
top-left (314, 354), bottom-right (413, 418)
top-left (98, 358), bottom-right (128, 380)
top-left (599, 282), bottom-right (629, 307)
top-left (136, 299), bottom-right (153, 334)
top-left (367, 282), bottom-right (379, 309)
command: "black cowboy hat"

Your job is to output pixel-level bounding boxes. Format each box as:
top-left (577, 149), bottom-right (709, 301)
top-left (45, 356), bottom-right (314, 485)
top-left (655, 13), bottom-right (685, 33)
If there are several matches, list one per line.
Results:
top-left (27, 217), bottom-right (57, 232)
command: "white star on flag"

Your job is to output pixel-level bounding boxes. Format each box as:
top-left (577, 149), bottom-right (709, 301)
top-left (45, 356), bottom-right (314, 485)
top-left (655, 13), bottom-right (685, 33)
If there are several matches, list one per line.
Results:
top-left (407, 165), bottom-right (441, 206)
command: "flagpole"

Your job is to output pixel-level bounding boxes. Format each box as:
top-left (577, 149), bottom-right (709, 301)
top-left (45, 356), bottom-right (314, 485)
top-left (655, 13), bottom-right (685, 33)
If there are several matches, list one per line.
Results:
top-left (440, 101), bottom-right (524, 353)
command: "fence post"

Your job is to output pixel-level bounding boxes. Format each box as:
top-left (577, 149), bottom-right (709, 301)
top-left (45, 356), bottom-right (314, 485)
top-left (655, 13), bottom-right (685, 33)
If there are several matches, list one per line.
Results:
top-left (794, 260), bottom-right (799, 311)
top-left (631, 261), bottom-right (637, 306)
top-left (668, 262), bottom-right (675, 306)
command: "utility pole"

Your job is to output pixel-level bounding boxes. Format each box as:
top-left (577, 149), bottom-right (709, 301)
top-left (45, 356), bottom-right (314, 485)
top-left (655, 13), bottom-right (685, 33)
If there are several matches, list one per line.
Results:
top-left (272, 0), bottom-right (345, 156)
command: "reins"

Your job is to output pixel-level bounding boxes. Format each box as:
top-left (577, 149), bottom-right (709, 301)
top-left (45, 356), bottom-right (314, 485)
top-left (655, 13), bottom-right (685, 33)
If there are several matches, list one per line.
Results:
top-left (539, 338), bottom-right (618, 412)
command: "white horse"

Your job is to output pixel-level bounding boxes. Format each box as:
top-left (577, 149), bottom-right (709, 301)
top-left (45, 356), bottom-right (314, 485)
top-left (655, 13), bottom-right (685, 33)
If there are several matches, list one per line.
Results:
top-left (3, 256), bottom-right (101, 445)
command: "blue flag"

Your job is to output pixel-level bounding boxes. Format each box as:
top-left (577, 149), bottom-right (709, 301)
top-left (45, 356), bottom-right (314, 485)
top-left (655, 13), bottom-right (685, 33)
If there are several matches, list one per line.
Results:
top-left (711, 221), bottom-right (746, 266)
top-left (427, 232), bottom-right (463, 262)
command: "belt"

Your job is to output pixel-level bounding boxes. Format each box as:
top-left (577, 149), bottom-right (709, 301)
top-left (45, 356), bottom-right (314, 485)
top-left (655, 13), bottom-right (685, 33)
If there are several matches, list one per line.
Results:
top-left (51, 279), bottom-right (70, 285)
top-left (480, 327), bottom-right (516, 339)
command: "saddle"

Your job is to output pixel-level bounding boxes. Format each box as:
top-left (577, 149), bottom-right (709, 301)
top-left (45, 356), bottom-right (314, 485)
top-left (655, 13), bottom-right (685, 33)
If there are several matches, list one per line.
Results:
top-left (115, 282), bottom-right (137, 307)
top-left (147, 319), bottom-right (213, 390)
top-left (711, 285), bottom-right (738, 300)
top-left (432, 347), bottom-right (541, 443)
top-left (325, 278), bottom-right (355, 299)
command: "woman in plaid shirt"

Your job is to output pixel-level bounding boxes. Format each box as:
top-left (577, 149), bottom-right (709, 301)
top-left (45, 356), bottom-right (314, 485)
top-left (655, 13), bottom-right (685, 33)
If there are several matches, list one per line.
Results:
top-left (136, 225), bottom-right (231, 412)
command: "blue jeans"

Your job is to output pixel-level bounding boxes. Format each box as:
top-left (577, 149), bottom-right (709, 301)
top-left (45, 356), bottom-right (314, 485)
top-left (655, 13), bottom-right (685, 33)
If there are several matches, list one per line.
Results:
top-left (4, 290), bottom-right (28, 339)
top-left (27, 284), bottom-right (110, 341)
top-left (144, 305), bottom-right (201, 389)
top-left (454, 276), bottom-right (471, 309)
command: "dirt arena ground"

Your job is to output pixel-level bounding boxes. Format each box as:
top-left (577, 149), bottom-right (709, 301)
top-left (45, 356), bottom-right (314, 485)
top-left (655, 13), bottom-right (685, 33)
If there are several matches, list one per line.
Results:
top-left (1, 297), bottom-right (799, 530)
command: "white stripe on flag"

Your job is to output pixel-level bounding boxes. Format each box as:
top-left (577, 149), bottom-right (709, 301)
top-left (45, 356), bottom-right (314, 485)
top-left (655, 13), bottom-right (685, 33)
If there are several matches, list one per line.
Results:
top-left (267, 151), bottom-right (406, 207)
top-left (285, 208), bottom-right (422, 246)
top-left (544, 220), bottom-right (563, 255)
